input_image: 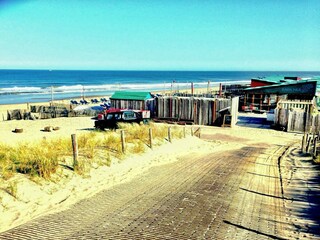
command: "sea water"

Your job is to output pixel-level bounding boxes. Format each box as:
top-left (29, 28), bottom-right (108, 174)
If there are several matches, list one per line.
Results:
top-left (0, 70), bottom-right (319, 104)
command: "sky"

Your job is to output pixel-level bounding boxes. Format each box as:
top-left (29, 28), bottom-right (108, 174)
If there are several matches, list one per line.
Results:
top-left (0, 0), bottom-right (319, 71)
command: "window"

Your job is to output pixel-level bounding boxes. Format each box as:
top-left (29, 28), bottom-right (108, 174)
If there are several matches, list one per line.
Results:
top-left (123, 111), bottom-right (135, 119)
top-left (106, 114), bottom-right (113, 120)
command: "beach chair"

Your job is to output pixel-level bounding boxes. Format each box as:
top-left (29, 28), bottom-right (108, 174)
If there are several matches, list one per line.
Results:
top-left (91, 99), bottom-right (95, 103)
top-left (83, 99), bottom-right (89, 104)
top-left (104, 102), bottom-right (111, 109)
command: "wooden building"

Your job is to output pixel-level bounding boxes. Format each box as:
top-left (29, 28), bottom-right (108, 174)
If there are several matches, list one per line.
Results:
top-left (250, 76), bottom-right (302, 88)
top-left (243, 79), bottom-right (318, 112)
top-left (244, 76), bottom-right (320, 132)
top-left (110, 91), bottom-right (156, 116)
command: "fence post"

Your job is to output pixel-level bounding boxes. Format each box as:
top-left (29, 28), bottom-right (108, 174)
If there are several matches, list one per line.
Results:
top-left (306, 136), bottom-right (312, 154)
top-left (71, 134), bottom-right (78, 169)
top-left (168, 127), bottom-right (172, 143)
top-left (149, 128), bottom-right (153, 149)
top-left (313, 136), bottom-right (317, 159)
top-left (301, 133), bottom-right (306, 153)
top-left (121, 130), bottom-right (125, 153)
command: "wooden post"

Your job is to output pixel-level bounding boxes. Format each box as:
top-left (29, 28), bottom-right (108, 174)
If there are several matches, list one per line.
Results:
top-left (193, 102), bottom-right (197, 124)
top-left (313, 136), bottom-right (317, 158)
top-left (71, 134), bottom-right (78, 169)
top-left (191, 82), bottom-right (194, 95)
top-left (149, 128), bottom-right (153, 149)
top-left (168, 127), bottom-right (172, 143)
top-left (198, 127), bottom-right (201, 138)
top-left (301, 133), bottom-right (306, 153)
top-left (244, 94), bottom-right (247, 108)
top-left (191, 126), bottom-right (194, 136)
top-left (306, 136), bottom-right (312, 154)
top-left (183, 125), bottom-right (186, 138)
top-left (51, 86), bottom-right (54, 103)
top-left (121, 130), bottom-right (125, 153)
top-left (251, 94), bottom-right (255, 109)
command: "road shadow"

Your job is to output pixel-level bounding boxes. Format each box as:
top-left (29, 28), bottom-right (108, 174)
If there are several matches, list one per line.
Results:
top-left (237, 114), bottom-right (272, 129)
top-left (283, 147), bottom-right (320, 238)
top-left (223, 220), bottom-right (287, 240)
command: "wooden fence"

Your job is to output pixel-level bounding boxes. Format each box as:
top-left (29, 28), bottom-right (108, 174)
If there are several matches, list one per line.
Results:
top-left (156, 96), bottom-right (239, 126)
top-left (274, 99), bottom-right (319, 133)
top-left (71, 125), bottom-right (202, 168)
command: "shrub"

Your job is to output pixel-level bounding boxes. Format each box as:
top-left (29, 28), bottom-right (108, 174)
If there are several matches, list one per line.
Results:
top-left (12, 143), bottom-right (59, 179)
top-left (102, 133), bottom-right (122, 153)
top-left (0, 144), bottom-right (15, 180)
top-left (131, 140), bottom-right (146, 154)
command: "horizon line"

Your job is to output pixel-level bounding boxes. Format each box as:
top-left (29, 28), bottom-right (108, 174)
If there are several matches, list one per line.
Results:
top-left (0, 68), bottom-right (320, 72)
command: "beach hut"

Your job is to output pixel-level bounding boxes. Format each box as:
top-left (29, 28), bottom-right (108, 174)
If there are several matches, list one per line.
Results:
top-left (110, 91), bottom-right (156, 116)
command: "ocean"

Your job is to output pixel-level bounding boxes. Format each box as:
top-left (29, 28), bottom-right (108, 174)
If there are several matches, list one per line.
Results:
top-left (0, 70), bottom-right (319, 105)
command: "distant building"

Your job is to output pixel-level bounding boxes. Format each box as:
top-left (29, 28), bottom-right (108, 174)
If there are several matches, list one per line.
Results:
top-left (242, 76), bottom-right (320, 111)
top-left (250, 76), bottom-right (302, 88)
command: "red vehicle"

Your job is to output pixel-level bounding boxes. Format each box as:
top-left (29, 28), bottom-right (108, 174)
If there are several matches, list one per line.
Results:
top-left (94, 109), bottom-right (150, 130)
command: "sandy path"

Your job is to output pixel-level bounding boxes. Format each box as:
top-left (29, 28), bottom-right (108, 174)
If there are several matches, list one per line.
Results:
top-left (1, 112), bottom-right (318, 239)
top-left (0, 131), bottom-right (299, 239)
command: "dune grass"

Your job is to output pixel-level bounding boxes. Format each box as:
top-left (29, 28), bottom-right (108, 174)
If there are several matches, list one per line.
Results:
top-left (0, 122), bottom-right (186, 181)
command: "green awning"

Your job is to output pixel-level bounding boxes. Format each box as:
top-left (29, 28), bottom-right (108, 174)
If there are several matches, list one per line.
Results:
top-left (110, 91), bottom-right (153, 101)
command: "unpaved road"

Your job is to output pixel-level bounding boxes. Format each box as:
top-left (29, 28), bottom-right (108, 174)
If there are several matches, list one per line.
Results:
top-left (0, 129), bottom-right (319, 239)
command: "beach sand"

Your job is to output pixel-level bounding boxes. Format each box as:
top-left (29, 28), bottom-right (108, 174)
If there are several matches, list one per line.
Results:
top-left (0, 110), bottom-right (301, 233)
top-left (1, 86), bottom-right (289, 233)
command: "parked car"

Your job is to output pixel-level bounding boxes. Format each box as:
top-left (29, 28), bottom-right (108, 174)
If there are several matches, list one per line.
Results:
top-left (94, 109), bottom-right (150, 130)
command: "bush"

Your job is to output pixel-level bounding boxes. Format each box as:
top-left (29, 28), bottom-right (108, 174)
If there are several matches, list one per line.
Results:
top-left (12, 143), bottom-right (60, 179)
top-left (0, 123), bottom-right (185, 180)
top-left (0, 144), bottom-right (15, 180)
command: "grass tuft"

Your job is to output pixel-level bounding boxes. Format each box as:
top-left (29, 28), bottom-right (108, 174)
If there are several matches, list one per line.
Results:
top-left (6, 181), bottom-right (18, 198)
top-left (0, 122), bottom-right (185, 180)
top-left (131, 140), bottom-right (146, 154)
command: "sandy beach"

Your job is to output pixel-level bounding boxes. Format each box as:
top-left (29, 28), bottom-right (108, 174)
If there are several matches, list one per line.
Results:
top-left (0, 99), bottom-right (302, 233)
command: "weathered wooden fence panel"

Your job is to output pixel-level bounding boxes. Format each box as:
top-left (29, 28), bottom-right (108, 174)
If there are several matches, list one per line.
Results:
top-left (231, 96), bottom-right (239, 127)
top-left (274, 99), bottom-right (317, 133)
top-left (156, 96), bottom-right (235, 126)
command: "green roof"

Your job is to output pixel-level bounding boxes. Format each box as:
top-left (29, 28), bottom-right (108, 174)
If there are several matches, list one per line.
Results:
top-left (110, 91), bottom-right (153, 101)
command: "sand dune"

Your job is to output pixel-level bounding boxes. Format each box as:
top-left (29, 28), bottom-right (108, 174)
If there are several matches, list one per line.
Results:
top-left (0, 98), bottom-right (301, 233)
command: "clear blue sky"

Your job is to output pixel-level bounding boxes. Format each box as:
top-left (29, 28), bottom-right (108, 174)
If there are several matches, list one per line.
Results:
top-left (0, 0), bottom-right (319, 71)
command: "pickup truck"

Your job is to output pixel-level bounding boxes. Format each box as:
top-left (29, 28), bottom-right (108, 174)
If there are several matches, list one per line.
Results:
top-left (94, 109), bottom-right (150, 130)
